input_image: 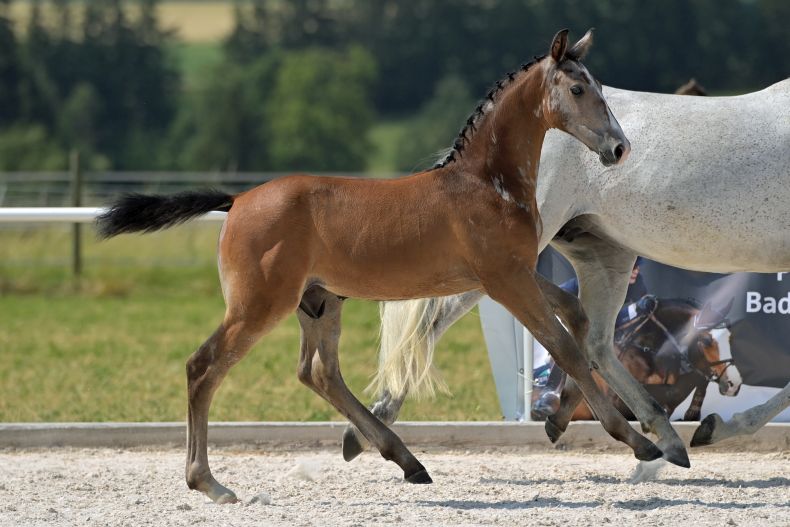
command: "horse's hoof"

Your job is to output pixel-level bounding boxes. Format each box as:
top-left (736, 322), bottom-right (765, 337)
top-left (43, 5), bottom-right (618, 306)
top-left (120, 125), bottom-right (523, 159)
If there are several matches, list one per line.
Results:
top-left (662, 443), bottom-right (691, 468)
top-left (690, 414), bottom-right (723, 447)
top-left (683, 410), bottom-right (701, 422)
top-left (342, 426), bottom-right (366, 462)
top-left (196, 474), bottom-right (239, 504)
top-left (215, 492), bottom-right (240, 505)
top-left (544, 418), bottom-right (566, 443)
top-left (405, 468), bottom-right (433, 484)
top-left (532, 392), bottom-right (561, 419)
top-left (634, 440), bottom-right (663, 462)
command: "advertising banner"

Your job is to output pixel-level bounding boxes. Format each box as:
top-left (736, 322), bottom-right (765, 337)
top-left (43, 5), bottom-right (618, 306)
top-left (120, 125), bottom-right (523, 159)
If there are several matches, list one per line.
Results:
top-left (480, 248), bottom-right (790, 422)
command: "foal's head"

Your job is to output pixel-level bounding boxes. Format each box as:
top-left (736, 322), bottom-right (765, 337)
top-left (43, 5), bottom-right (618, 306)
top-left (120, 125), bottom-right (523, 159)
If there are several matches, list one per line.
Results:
top-left (539, 29), bottom-right (630, 166)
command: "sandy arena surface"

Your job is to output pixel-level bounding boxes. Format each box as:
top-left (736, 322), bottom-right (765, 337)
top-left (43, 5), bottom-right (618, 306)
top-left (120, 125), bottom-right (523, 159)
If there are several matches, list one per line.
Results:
top-left (0, 447), bottom-right (788, 526)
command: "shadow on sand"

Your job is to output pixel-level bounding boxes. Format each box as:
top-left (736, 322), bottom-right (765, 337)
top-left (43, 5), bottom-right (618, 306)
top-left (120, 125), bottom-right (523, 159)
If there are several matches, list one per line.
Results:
top-left (480, 475), bottom-right (790, 490)
top-left (416, 497), bottom-right (600, 511)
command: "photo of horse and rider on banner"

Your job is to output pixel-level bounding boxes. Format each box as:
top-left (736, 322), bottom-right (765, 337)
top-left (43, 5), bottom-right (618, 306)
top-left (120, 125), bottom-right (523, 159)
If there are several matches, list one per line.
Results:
top-left (480, 249), bottom-right (790, 423)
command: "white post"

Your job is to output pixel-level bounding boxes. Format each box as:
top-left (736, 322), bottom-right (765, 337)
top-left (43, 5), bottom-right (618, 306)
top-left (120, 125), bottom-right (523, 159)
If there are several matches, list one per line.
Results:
top-left (479, 296), bottom-right (524, 421)
top-left (522, 327), bottom-right (534, 421)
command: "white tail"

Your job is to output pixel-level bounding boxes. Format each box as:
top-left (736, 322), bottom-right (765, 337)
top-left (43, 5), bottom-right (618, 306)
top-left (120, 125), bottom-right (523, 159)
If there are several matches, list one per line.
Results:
top-left (367, 298), bottom-right (449, 400)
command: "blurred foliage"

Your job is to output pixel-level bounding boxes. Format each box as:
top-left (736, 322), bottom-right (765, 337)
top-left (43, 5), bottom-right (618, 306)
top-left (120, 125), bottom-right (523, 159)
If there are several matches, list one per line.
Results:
top-left (394, 74), bottom-right (475, 172)
top-left (168, 53), bottom-right (281, 171)
top-left (0, 124), bottom-right (65, 170)
top-left (0, 0), bottom-right (787, 171)
top-left (266, 46), bottom-right (376, 171)
top-left (171, 45), bottom-right (376, 172)
top-left (0, 0), bottom-right (178, 170)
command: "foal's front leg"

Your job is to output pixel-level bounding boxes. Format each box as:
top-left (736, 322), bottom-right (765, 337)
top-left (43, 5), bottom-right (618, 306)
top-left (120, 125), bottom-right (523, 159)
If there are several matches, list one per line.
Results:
top-left (296, 289), bottom-right (431, 483)
top-left (550, 237), bottom-right (690, 468)
top-left (484, 267), bottom-right (662, 462)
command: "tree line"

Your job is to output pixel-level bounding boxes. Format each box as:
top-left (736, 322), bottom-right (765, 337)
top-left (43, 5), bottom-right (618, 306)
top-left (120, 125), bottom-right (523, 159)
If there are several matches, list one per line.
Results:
top-left (0, 0), bottom-right (787, 172)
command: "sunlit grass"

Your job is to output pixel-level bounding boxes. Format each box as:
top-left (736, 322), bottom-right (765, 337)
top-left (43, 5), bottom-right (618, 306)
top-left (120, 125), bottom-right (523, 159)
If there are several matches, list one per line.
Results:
top-left (9, 2), bottom-right (237, 43)
top-left (0, 225), bottom-right (499, 422)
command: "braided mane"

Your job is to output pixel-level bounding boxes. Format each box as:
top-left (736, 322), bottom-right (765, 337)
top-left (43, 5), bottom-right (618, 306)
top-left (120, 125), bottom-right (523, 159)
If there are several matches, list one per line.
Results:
top-left (432, 55), bottom-right (546, 170)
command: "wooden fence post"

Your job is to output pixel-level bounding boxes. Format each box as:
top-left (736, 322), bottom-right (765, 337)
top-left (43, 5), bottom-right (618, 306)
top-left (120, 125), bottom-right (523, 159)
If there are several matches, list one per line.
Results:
top-left (70, 151), bottom-right (82, 279)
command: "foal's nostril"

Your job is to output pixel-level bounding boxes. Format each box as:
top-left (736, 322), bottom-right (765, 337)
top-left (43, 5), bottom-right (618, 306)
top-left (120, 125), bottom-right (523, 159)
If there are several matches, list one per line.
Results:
top-left (614, 144), bottom-right (625, 161)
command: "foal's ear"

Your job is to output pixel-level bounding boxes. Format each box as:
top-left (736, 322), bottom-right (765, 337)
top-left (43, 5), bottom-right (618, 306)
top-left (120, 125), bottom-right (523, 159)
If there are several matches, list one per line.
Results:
top-left (567, 29), bottom-right (594, 61)
top-left (550, 29), bottom-right (569, 63)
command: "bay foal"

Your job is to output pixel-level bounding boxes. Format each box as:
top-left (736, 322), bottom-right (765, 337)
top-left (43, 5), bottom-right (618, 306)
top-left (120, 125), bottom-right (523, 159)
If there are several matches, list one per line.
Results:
top-left (97, 30), bottom-right (656, 504)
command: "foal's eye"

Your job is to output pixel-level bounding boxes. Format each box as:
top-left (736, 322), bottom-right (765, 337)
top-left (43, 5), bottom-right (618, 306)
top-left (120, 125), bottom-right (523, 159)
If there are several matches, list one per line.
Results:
top-left (570, 85), bottom-right (584, 96)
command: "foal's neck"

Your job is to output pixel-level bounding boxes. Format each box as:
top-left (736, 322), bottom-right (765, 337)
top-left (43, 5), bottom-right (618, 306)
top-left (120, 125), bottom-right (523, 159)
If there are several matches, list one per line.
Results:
top-left (461, 65), bottom-right (550, 206)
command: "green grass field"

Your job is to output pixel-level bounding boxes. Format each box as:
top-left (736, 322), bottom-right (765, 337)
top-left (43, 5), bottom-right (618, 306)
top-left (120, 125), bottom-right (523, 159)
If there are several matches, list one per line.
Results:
top-left (0, 225), bottom-right (499, 422)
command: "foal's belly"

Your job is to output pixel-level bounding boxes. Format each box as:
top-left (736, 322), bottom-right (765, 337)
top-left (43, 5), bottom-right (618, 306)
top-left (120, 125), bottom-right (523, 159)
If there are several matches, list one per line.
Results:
top-left (312, 261), bottom-right (481, 301)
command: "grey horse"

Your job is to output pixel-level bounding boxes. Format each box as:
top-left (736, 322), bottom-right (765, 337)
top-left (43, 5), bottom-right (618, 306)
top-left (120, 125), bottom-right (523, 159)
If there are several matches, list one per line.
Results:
top-left (346, 78), bottom-right (790, 469)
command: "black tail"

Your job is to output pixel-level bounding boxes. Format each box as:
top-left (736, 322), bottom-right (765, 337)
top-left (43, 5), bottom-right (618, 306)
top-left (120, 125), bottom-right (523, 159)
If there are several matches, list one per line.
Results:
top-left (96, 189), bottom-right (234, 239)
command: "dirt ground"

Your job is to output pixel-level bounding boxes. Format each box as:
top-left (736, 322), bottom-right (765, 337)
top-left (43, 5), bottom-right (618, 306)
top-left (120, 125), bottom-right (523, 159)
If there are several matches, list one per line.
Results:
top-left (0, 447), bottom-right (788, 527)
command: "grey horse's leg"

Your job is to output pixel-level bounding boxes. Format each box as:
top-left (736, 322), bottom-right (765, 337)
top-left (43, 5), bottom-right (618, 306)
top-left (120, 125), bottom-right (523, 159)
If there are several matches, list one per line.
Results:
top-left (550, 235), bottom-right (690, 468)
top-left (343, 291), bottom-right (484, 461)
top-left (691, 381), bottom-right (790, 446)
top-left (297, 288), bottom-right (431, 483)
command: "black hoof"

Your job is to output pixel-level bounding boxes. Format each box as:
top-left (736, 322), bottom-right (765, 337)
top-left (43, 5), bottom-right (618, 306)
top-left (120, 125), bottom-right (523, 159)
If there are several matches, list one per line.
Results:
top-left (662, 444), bottom-right (691, 468)
top-left (405, 468), bottom-right (433, 484)
top-left (544, 418), bottom-right (566, 443)
top-left (690, 414), bottom-right (721, 448)
top-left (342, 427), bottom-right (365, 462)
top-left (532, 392), bottom-right (561, 420)
top-left (634, 440), bottom-right (663, 462)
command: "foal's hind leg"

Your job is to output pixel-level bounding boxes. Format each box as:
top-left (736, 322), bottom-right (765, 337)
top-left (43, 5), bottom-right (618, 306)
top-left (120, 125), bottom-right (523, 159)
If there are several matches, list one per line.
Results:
top-left (342, 291), bottom-right (484, 461)
top-left (341, 390), bottom-right (405, 461)
top-left (185, 276), bottom-right (302, 503)
top-left (297, 288), bottom-right (431, 483)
